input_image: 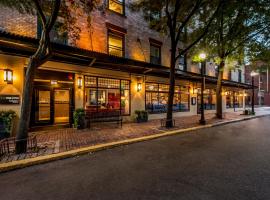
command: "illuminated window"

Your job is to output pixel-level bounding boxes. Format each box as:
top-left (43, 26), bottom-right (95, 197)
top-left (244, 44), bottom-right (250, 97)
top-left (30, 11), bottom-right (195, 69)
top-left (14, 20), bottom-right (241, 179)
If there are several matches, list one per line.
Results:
top-left (85, 76), bottom-right (130, 115)
top-left (108, 0), bottom-right (125, 15)
top-left (198, 89), bottom-right (216, 110)
top-left (108, 31), bottom-right (124, 57)
top-left (145, 83), bottom-right (190, 113)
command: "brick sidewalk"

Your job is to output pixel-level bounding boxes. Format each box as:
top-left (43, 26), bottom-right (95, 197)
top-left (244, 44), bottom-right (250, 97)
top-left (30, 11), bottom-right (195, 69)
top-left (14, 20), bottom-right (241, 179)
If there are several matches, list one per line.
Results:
top-left (0, 110), bottom-right (267, 163)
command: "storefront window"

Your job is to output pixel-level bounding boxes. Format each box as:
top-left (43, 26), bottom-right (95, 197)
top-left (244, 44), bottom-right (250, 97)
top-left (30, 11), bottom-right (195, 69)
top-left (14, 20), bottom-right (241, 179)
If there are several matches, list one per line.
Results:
top-left (226, 92), bottom-right (243, 108)
top-left (85, 76), bottom-right (130, 115)
top-left (146, 83), bottom-right (190, 113)
top-left (198, 89), bottom-right (216, 110)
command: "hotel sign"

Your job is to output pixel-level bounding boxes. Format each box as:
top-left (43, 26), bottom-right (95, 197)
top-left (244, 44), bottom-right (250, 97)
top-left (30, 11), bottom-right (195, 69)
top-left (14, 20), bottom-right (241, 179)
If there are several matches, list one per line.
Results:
top-left (0, 95), bottom-right (20, 104)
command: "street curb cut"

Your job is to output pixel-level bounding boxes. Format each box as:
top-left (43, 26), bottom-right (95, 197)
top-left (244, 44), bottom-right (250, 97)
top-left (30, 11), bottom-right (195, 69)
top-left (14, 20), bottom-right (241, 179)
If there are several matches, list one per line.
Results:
top-left (1, 114), bottom-right (269, 173)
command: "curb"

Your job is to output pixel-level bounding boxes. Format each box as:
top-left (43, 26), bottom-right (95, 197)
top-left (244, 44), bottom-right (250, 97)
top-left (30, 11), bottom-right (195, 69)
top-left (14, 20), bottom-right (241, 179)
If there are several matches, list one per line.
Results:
top-left (1, 114), bottom-right (269, 173)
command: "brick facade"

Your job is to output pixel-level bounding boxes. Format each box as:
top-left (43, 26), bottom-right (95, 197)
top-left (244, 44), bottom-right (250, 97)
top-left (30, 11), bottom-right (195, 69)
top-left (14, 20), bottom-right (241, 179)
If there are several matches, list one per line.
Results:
top-left (0, 7), bottom-right (37, 37)
top-left (0, 1), bottom-right (245, 81)
top-left (245, 64), bottom-right (270, 106)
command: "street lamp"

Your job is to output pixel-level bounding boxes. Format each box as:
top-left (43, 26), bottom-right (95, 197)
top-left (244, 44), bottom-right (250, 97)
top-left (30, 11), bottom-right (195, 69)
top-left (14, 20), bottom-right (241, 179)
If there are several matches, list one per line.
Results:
top-left (199, 53), bottom-right (206, 125)
top-left (250, 71), bottom-right (259, 115)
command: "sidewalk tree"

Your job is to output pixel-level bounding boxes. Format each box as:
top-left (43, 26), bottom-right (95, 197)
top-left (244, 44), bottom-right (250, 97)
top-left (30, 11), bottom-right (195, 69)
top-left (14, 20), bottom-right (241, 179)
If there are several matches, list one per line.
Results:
top-left (0, 0), bottom-right (98, 153)
top-left (130, 0), bottom-right (221, 128)
top-left (193, 0), bottom-right (270, 118)
top-left (247, 43), bottom-right (270, 73)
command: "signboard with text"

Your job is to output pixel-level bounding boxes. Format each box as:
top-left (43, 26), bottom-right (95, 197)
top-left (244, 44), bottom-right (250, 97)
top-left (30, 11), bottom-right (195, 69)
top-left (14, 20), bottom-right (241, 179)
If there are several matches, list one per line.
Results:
top-left (0, 95), bottom-right (20, 104)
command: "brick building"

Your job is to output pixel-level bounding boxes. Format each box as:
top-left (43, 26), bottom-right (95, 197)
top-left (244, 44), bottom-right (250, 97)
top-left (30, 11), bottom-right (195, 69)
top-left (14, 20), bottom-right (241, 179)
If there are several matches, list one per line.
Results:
top-left (0, 0), bottom-right (252, 129)
top-left (245, 63), bottom-right (270, 106)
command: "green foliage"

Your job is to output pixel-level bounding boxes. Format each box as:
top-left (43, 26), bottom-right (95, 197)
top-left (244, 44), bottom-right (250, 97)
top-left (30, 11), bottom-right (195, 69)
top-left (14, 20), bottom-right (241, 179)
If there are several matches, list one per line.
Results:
top-left (129, 0), bottom-right (221, 57)
top-left (73, 108), bottom-right (85, 128)
top-left (135, 110), bottom-right (148, 122)
top-left (0, 110), bottom-right (17, 137)
top-left (193, 0), bottom-right (270, 62)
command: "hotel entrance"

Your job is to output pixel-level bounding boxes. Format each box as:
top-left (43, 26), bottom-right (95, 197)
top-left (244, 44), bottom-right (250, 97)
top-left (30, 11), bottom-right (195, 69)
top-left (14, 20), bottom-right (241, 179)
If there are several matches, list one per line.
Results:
top-left (30, 70), bottom-right (74, 127)
top-left (31, 87), bottom-right (73, 127)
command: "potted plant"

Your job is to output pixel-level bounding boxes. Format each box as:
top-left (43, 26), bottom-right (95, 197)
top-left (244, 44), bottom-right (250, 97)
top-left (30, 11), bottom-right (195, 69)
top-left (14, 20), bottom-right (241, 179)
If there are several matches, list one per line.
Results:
top-left (141, 110), bottom-right (148, 122)
top-left (0, 110), bottom-right (17, 139)
top-left (243, 109), bottom-right (249, 115)
top-left (73, 108), bottom-right (85, 129)
top-left (121, 100), bottom-right (126, 114)
top-left (135, 110), bottom-right (148, 123)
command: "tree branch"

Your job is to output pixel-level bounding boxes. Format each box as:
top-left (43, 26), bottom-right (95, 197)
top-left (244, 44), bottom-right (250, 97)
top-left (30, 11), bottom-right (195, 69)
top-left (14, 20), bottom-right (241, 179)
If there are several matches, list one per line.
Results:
top-left (176, 0), bottom-right (222, 60)
top-left (45, 0), bottom-right (61, 31)
top-left (175, 0), bottom-right (202, 43)
top-left (33, 0), bottom-right (46, 28)
top-left (225, 23), bottom-right (270, 57)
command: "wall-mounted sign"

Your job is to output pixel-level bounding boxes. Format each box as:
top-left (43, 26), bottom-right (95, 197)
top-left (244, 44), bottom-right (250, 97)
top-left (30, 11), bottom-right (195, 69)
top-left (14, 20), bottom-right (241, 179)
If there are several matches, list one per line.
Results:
top-left (0, 95), bottom-right (20, 104)
top-left (191, 97), bottom-right (197, 105)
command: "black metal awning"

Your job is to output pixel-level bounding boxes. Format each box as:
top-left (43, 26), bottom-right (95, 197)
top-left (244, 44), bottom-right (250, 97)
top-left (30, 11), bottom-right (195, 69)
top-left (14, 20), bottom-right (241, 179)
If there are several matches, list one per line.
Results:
top-left (0, 30), bottom-right (253, 89)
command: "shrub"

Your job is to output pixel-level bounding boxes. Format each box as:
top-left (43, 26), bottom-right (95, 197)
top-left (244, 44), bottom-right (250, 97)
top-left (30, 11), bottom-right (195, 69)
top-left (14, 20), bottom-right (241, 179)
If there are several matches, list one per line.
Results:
top-left (135, 110), bottom-right (148, 123)
top-left (0, 110), bottom-right (17, 138)
top-left (73, 108), bottom-right (85, 129)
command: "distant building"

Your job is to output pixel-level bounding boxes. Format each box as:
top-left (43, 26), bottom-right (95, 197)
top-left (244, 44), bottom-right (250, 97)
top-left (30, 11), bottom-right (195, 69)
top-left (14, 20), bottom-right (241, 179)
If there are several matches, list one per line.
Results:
top-left (245, 62), bottom-right (270, 106)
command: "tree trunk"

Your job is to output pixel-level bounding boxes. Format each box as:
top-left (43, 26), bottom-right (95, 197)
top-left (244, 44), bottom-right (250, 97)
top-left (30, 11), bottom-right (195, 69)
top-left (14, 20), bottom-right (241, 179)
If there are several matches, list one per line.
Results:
top-left (15, 58), bottom-right (38, 153)
top-left (15, 0), bottom-right (60, 154)
top-left (15, 35), bottom-right (50, 153)
top-left (166, 50), bottom-right (176, 128)
top-left (216, 60), bottom-right (224, 119)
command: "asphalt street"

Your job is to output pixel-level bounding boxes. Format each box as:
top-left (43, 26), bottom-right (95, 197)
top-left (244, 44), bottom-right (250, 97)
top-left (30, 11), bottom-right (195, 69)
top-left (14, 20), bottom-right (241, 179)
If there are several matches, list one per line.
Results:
top-left (1, 116), bottom-right (270, 200)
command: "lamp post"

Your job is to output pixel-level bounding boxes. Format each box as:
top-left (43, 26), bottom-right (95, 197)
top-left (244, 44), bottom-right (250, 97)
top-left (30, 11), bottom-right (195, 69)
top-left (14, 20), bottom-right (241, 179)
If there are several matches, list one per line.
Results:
top-left (250, 71), bottom-right (259, 115)
top-left (199, 53), bottom-right (206, 125)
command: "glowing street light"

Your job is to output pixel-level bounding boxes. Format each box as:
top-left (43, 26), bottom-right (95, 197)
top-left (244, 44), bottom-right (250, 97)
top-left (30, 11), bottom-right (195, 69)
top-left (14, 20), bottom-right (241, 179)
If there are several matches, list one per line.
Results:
top-left (199, 52), bottom-right (207, 125)
top-left (250, 71), bottom-right (259, 114)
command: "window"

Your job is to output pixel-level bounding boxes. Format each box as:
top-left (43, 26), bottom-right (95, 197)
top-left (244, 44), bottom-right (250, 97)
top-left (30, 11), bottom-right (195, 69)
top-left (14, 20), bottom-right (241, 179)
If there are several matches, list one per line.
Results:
top-left (37, 18), bottom-right (68, 44)
top-left (85, 76), bottom-right (130, 115)
top-left (238, 69), bottom-right (242, 82)
top-left (108, 31), bottom-right (124, 57)
top-left (226, 92), bottom-right (243, 108)
top-left (108, 0), bottom-right (125, 15)
top-left (198, 89), bottom-right (216, 111)
top-left (150, 44), bottom-right (161, 65)
top-left (178, 55), bottom-right (186, 71)
top-left (147, 10), bottom-right (161, 24)
top-left (146, 83), bottom-right (190, 113)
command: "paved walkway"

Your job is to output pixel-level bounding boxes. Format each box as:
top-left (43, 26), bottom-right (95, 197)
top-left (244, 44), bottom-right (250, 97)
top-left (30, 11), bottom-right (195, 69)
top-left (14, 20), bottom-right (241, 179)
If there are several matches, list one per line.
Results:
top-left (1, 107), bottom-right (270, 163)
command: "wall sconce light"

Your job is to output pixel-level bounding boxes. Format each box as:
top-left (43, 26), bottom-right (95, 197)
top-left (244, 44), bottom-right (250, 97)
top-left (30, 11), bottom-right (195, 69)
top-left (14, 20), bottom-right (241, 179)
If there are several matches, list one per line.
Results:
top-left (51, 80), bottom-right (58, 85)
top-left (137, 83), bottom-right (142, 92)
top-left (193, 88), bottom-right (198, 94)
top-left (4, 69), bottom-right (13, 84)
top-left (77, 77), bottom-right (83, 89)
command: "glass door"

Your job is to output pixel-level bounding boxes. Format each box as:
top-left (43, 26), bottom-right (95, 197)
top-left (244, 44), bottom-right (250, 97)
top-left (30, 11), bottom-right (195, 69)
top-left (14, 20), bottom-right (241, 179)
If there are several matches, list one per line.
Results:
top-left (54, 89), bottom-right (70, 124)
top-left (35, 89), bottom-right (52, 125)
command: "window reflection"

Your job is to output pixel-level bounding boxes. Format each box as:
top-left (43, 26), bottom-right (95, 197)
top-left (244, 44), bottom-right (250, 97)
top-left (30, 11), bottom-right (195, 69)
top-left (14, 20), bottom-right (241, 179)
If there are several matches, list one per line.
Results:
top-left (146, 83), bottom-right (190, 113)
